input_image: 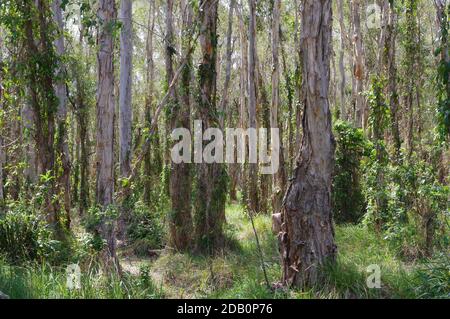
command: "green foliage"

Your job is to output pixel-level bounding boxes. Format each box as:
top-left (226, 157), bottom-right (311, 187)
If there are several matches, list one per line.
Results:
top-left (363, 77), bottom-right (390, 230)
top-left (0, 204), bottom-right (59, 264)
top-left (126, 201), bottom-right (165, 256)
top-left (0, 259), bottom-right (163, 299)
top-left (415, 253), bottom-right (450, 299)
top-left (434, 4), bottom-right (450, 141)
top-left (333, 120), bottom-right (371, 223)
top-left (383, 157), bottom-right (449, 258)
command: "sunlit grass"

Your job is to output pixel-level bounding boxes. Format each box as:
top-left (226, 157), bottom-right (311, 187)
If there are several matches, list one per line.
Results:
top-left (0, 203), bottom-right (443, 299)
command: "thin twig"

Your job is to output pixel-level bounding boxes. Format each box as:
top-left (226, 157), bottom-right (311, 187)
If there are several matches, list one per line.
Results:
top-left (248, 209), bottom-right (271, 290)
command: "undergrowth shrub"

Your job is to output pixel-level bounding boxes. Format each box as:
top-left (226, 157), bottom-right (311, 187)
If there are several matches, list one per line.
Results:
top-left (0, 203), bottom-right (59, 263)
top-left (415, 253), bottom-right (450, 299)
top-left (126, 201), bottom-right (165, 256)
top-left (333, 120), bottom-right (371, 223)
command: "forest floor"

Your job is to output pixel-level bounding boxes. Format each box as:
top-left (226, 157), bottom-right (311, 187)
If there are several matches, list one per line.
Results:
top-left (119, 204), bottom-right (422, 299)
top-left (0, 204), bottom-right (434, 299)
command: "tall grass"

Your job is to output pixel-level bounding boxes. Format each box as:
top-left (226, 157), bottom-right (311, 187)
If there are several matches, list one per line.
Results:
top-left (0, 203), bottom-right (447, 299)
top-left (0, 260), bottom-right (163, 299)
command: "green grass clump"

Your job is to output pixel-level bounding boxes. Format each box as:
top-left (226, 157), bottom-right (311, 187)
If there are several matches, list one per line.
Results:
top-left (0, 259), bottom-right (163, 299)
top-left (0, 203), bottom-right (447, 299)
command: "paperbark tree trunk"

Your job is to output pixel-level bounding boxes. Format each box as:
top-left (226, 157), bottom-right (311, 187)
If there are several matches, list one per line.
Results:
top-left (194, 0), bottom-right (227, 253)
top-left (221, 0), bottom-right (237, 200)
top-left (52, 0), bottom-right (71, 229)
top-left (277, 0), bottom-right (337, 289)
top-left (219, 0), bottom-right (235, 128)
top-left (351, 0), bottom-right (365, 129)
top-left (96, 0), bottom-right (119, 271)
top-left (338, 0), bottom-right (347, 120)
top-left (237, 3), bottom-right (248, 204)
top-left (144, 0), bottom-right (156, 206)
top-left (169, 0), bottom-right (193, 251)
top-left (247, 0), bottom-right (259, 214)
top-left (271, 0), bottom-right (286, 214)
top-left (118, 0), bottom-right (133, 237)
top-left (119, 0), bottom-right (132, 180)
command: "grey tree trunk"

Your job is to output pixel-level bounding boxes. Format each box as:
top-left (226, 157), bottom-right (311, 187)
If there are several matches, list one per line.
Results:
top-left (96, 0), bottom-right (119, 271)
top-left (119, 0), bottom-right (133, 180)
top-left (169, 0), bottom-right (193, 251)
top-left (222, 0), bottom-right (237, 200)
top-left (194, 0), bottom-right (227, 253)
top-left (219, 0), bottom-right (235, 128)
top-left (144, 0), bottom-right (156, 206)
top-left (117, 0), bottom-right (133, 238)
top-left (247, 0), bottom-right (259, 213)
top-left (237, 3), bottom-right (248, 202)
top-left (271, 0), bottom-right (286, 214)
top-left (277, 0), bottom-right (336, 289)
top-left (338, 0), bottom-right (347, 119)
top-left (351, 0), bottom-right (365, 129)
top-left (52, 0), bottom-right (71, 228)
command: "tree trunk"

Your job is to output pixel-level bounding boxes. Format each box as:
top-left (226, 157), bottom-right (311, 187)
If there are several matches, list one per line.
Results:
top-left (247, 0), bottom-right (259, 214)
top-left (75, 18), bottom-right (90, 217)
top-left (23, 0), bottom-right (60, 231)
top-left (119, 0), bottom-right (132, 181)
top-left (219, 0), bottom-right (235, 128)
top-left (271, 0), bottom-right (287, 214)
top-left (118, 0), bottom-right (133, 238)
top-left (144, 0), bottom-right (156, 206)
top-left (386, 2), bottom-right (401, 159)
top-left (52, 0), bottom-right (71, 229)
top-left (277, 0), bottom-right (336, 289)
top-left (169, 0), bottom-right (193, 251)
top-left (194, 0), bottom-right (227, 253)
top-left (164, 0), bottom-right (176, 185)
top-left (338, 0), bottom-right (347, 120)
top-left (222, 0), bottom-right (236, 200)
top-left (351, 0), bottom-right (365, 129)
top-left (0, 51), bottom-right (3, 209)
top-left (237, 3), bottom-right (248, 204)
top-left (96, 0), bottom-right (119, 271)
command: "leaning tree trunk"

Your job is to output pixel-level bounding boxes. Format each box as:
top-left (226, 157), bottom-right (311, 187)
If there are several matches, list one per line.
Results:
top-left (169, 0), bottom-right (193, 251)
top-left (96, 0), bottom-right (119, 272)
top-left (194, 0), bottom-right (227, 253)
top-left (52, 0), bottom-right (71, 229)
top-left (276, 0), bottom-right (337, 289)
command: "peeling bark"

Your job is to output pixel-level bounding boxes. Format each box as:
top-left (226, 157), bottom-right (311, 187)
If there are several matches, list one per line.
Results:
top-left (278, 0), bottom-right (336, 289)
